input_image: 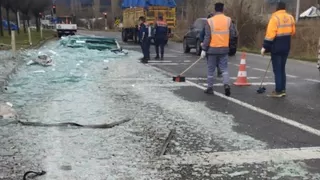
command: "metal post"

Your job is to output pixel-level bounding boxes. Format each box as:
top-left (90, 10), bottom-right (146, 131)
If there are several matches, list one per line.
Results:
top-left (28, 27), bottom-right (32, 45)
top-left (40, 26), bottom-right (43, 39)
top-left (11, 30), bottom-right (16, 56)
top-left (317, 38), bottom-right (320, 72)
top-left (295, 0), bottom-right (300, 23)
top-left (17, 11), bottom-right (21, 29)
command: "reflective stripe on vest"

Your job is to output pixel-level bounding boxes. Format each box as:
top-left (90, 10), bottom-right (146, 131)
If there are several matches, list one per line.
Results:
top-left (156, 21), bottom-right (167, 27)
top-left (265, 13), bottom-right (294, 41)
top-left (207, 14), bottom-right (231, 48)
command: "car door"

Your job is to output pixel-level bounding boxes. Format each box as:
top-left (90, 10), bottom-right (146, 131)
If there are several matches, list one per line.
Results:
top-left (186, 19), bottom-right (204, 47)
top-left (184, 23), bottom-right (195, 46)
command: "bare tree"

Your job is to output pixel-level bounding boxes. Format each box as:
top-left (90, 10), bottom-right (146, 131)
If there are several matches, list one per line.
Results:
top-left (29, 0), bottom-right (51, 32)
top-left (0, 1), bottom-right (4, 36)
top-left (10, 0), bottom-right (22, 34)
top-left (19, 0), bottom-right (33, 33)
top-left (2, 0), bottom-right (12, 35)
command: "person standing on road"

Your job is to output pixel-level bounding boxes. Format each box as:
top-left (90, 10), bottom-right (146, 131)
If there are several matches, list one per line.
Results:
top-left (200, 13), bottom-right (222, 78)
top-left (154, 15), bottom-right (168, 60)
top-left (201, 2), bottom-right (237, 96)
top-left (261, 2), bottom-right (296, 98)
top-left (138, 16), bottom-right (150, 63)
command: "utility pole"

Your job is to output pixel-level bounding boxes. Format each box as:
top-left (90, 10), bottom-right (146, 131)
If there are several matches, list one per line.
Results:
top-left (295, 0), bottom-right (300, 23)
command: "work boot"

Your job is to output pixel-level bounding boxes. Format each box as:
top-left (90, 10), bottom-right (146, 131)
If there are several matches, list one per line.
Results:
top-left (204, 87), bottom-right (214, 94)
top-left (141, 60), bottom-right (148, 64)
top-left (224, 84), bottom-right (231, 97)
top-left (267, 91), bottom-right (284, 98)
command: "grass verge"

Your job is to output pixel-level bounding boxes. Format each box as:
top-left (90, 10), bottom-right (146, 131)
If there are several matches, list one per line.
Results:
top-left (238, 47), bottom-right (318, 62)
top-left (0, 29), bottom-right (55, 50)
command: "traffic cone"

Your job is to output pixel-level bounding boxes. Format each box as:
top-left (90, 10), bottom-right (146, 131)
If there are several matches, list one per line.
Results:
top-left (234, 52), bottom-right (251, 86)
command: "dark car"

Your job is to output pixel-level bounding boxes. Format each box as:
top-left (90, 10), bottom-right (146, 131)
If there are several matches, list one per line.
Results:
top-left (183, 18), bottom-right (238, 56)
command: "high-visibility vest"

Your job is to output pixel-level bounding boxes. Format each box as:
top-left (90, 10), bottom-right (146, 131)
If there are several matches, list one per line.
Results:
top-left (156, 20), bottom-right (167, 27)
top-left (207, 14), bottom-right (231, 48)
top-left (264, 10), bottom-right (295, 41)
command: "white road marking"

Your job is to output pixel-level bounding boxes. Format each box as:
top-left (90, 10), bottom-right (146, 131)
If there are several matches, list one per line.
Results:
top-left (252, 68), bottom-right (297, 78)
top-left (149, 65), bottom-right (320, 137)
top-left (188, 77), bottom-right (263, 80)
top-left (305, 78), bottom-right (320, 83)
top-left (148, 63), bottom-right (179, 65)
top-left (187, 77), bottom-right (207, 80)
top-left (169, 49), bottom-right (184, 54)
top-left (148, 60), bottom-right (172, 63)
top-left (148, 63), bottom-right (190, 66)
top-left (150, 54), bottom-right (179, 58)
top-left (230, 77), bottom-right (262, 80)
top-left (252, 68), bottom-right (268, 72)
top-left (286, 74), bottom-right (298, 78)
top-left (184, 60), bottom-right (191, 62)
top-left (202, 82), bottom-right (276, 86)
top-left (162, 146), bottom-right (320, 166)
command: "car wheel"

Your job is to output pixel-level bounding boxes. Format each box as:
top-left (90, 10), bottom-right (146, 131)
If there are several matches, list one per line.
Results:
top-left (196, 39), bottom-right (201, 56)
top-left (228, 48), bottom-right (237, 56)
top-left (183, 38), bottom-right (190, 53)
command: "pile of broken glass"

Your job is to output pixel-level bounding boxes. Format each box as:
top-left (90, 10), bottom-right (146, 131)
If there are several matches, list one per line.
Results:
top-left (59, 35), bottom-right (127, 54)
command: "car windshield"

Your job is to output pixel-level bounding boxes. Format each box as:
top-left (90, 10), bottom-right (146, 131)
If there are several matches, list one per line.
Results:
top-left (193, 18), bottom-right (206, 29)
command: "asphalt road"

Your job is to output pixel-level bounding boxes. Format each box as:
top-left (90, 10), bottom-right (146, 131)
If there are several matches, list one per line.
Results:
top-left (78, 30), bottom-right (320, 178)
top-left (1, 30), bottom-right (320, 179)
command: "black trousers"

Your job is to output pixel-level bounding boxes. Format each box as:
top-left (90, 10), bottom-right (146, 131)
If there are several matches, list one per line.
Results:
top-left (140, 38), bottom-right (150, 59)
top-left (155, 38), bottom-right (166, 57)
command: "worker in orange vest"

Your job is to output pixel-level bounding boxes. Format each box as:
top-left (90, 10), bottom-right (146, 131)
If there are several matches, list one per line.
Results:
top-left (261, 2), bottom-right (296, 98)
top-left (201, 2), bottom-right (237, 96)
top-left (154, 15), bottom-right (168, 60)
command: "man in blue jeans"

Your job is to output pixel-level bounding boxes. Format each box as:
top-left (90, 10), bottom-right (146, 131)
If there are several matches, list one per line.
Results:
top-left (261, 2), bottom-right (296, 97)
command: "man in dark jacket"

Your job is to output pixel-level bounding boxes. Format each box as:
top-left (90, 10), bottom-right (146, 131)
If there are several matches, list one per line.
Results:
top-left (138, 16), bottom-right (150, 63)
top-left (262, 2), bottom-right (295, 97)
top-left (200, 13), bottom-right (222, 77)
top-left (154, 15), bottom-right (168, 60)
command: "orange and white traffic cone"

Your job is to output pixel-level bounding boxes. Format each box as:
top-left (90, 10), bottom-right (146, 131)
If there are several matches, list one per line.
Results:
top-left (234, 52), bottom-right (251, 86)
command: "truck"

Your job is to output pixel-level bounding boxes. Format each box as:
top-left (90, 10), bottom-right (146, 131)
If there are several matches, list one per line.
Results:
top-left (56, 16), bottom-right (77, 38)
top-left (121, 0), bottom-right (176, 44)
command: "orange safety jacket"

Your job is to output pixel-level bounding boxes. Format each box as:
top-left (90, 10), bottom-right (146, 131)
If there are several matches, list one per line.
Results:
top-left (263, 10), bottom-right (296, 54)
top-left (207, 14), bottom-right (231, 48)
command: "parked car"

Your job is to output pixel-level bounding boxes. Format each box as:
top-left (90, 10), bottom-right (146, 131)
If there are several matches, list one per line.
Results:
top-left (183, 18), bottom-right (238, 56)
top-left (2, 20), bottom-right (19, 31)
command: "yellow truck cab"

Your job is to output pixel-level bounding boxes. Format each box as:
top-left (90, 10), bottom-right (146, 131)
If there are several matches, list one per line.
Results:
top-left (121, 0), bottom-right (176, 44)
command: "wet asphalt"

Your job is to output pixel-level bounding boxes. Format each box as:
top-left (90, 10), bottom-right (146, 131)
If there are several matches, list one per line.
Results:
top-left (79, 31), bottom-right (320, 178)
top-left (0, 30), bottom-right (320, 179)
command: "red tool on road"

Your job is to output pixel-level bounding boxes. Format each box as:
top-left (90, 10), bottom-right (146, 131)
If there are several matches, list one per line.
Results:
top-left (173, 57), bottom-right (203, 82)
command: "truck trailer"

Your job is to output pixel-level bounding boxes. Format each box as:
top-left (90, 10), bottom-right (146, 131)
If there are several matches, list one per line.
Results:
top-left (121, 0), bottom-right (176, 44)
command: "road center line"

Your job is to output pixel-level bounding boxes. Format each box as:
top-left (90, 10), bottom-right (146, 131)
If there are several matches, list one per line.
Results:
top-left (252, 68), bottom-right (269, 72)
top-left (161, 146), bottom-right (320, 166)
top-left (305, 78), bottom-right (320, 83)
top-left (252, 68), bottom-right (297, 78)
top-left (149, 65), bottom-right (320, 137)
top-left (169, 49), bottom-right (184, 53)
